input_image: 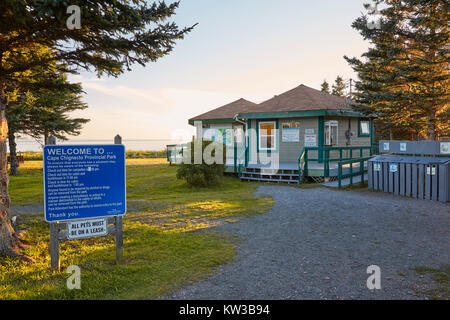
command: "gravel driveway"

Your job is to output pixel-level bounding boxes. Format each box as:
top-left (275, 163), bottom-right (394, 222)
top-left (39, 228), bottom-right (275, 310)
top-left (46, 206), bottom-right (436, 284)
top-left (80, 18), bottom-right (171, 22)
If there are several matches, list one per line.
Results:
top-left (167, 185), bottom-right (450, 300)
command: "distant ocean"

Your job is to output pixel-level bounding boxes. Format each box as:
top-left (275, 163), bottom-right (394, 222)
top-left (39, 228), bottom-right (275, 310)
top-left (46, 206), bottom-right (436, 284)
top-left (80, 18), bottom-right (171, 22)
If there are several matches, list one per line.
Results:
top-left (8, 139), bottom-right (188, 153)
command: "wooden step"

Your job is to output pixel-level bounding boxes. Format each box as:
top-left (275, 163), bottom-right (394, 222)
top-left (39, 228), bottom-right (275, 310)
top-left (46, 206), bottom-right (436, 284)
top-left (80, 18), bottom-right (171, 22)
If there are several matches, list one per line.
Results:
top-left (243, 168), bottom-right (299, 174)
top-left (241, 172), bottom-right (299, 178)
top-left (240, 176), bottom-right (298, 183)
top-left (239, 166), bottom-right (300, 184)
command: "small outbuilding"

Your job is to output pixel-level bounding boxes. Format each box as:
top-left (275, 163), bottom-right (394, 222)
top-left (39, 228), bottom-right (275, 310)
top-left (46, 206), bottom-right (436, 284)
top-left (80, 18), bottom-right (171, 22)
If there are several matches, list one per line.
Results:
top-left (172, 84), bottom-right (377, 183)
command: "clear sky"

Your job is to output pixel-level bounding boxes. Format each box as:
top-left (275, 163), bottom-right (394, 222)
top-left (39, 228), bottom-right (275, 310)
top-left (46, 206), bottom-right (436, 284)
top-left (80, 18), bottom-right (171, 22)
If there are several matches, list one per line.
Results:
top-left (69, 0), bottom-right (371, 142)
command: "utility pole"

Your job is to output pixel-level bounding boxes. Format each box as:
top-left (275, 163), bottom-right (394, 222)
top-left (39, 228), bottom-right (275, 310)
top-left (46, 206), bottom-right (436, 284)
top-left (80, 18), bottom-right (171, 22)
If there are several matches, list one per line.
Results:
top-left (349, 78), bottom-right (353, 104)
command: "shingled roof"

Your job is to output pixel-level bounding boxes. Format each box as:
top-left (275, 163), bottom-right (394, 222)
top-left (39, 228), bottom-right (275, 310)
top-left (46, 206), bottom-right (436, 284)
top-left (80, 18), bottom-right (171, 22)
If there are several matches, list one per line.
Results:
top-left (189, 98), bottom-right (257, 121)
top-left (189, 84), bottom-right (352, 124)
top-left (244, 84), bottom-right (350, 113)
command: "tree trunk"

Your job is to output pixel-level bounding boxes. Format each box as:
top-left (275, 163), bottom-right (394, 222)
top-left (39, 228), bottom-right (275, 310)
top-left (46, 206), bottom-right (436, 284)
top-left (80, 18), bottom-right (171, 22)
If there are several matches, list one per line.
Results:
top-left (0, 83), bottom-right (32, 261)
top-left (7, 131), bottom-right (19, 176)
top-left (0, 111), bottom-right (20, 255)
top-left (426, 113), bottom-right (437, 141)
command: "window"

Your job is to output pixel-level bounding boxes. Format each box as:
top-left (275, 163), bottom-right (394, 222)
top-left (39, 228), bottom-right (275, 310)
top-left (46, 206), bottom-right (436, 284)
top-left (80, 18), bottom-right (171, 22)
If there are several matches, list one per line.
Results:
top-left (281, 121), bottom-right (300, 142)
top-left (259, 121), bottom-right (276, 150)
top-left (359, 119), bottom-right (370, 137)
top-left (202, 127), bottom-right (233, 145)
top-left (324, 120), bottom-right (338, 146)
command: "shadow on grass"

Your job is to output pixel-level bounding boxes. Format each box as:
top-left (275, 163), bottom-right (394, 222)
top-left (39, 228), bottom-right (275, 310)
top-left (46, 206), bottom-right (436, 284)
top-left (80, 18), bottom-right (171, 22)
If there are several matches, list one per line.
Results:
top-left (0, 217), bottom-right (236, 300)
top-left (3, 164), bottom-right (273, 299)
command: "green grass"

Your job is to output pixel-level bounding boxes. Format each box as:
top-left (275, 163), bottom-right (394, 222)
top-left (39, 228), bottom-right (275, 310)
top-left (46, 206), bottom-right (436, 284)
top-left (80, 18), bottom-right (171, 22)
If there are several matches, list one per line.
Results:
top-left (125, 161), bottom-right (273, 232)
top-left (2, 159), bottom-right (273, 299)
top-left (326, 181), bottom-right (369, 191)
top-left (414, 266), bottom-right (450, 300)
top-left (9, 164), bottom-right (44, 206)
top-left (8, 159), bottom-right (180, 206)
top-left (11, 150), bottom-right (167, 161)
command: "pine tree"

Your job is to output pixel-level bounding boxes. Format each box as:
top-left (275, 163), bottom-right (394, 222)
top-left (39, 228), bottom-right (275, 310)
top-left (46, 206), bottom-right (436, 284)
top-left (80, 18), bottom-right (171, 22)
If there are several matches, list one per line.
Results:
top-left (6, 45), bottom-right (89, 176)
top-left (7, 77), bottom-right (89, 176)
top-left (320, 80), bottom-right (330, 94)
top-left (331, 76), bottom-right (346, 97)
top-left (345, 0), bottom-right (449, 140)
top-left (0, 1), bottom-right (195, 260)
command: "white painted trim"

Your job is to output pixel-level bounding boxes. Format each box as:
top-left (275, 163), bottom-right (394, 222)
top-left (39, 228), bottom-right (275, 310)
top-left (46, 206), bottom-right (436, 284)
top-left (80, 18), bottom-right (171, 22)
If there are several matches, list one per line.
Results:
top-left (324, 120), bottom-right (339, 146)
top-left (258, 121), bottom-right (277, 151)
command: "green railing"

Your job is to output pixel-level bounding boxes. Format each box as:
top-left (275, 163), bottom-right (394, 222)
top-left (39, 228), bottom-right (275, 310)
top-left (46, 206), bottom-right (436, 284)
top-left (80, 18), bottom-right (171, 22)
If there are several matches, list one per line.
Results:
top-left (166, 144), bottom-right (187, 164)
top-left (298, 145), bottom-right (378, 183)
top-left (167, 141), bottom-right (248, 173)
top-left (298, 148), bottom-right (308, 183)
top-left (337, 156), bottom-right (372, 188)
top-left (237, 143), bottom-right (249, 176)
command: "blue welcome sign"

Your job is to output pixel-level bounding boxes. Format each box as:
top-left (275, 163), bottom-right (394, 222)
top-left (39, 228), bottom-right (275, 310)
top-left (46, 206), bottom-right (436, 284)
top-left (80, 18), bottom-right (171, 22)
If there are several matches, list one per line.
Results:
top-left (43, 145), bottom-right (126, 222)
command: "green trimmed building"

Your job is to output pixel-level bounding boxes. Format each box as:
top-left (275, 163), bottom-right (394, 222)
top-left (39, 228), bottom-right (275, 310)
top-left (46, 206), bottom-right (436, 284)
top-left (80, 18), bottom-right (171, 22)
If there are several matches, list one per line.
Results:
top-left (180, 84), bottom-right (376, 183)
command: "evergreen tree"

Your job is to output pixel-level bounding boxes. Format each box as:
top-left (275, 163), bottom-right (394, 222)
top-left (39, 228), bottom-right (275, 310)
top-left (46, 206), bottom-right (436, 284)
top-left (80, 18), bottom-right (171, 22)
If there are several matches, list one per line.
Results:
top-left (7, 76), bottom-right (89, 176)
top-left (345, 0), bottom-right (449, 140)
top-left (5, 45), bottom-right (89, 176)
top-left (0, 1), bottom-right (194, 260)
top-left (320, 80), bottom-right (330, 94)
top-left (331, 76), bottom-right (346, 97)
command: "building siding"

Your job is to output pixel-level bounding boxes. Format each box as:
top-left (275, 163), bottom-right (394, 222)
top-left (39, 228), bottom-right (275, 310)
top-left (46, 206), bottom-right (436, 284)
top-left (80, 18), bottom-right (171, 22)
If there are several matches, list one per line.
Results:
top-left (248, 116), bottom-right (372, 164)
top-left (324, 117), bottom-right (372, 159)
top-left (199, 116), bottom-right (372, 166)
top-left (278, 117), bottom-right (318, 162)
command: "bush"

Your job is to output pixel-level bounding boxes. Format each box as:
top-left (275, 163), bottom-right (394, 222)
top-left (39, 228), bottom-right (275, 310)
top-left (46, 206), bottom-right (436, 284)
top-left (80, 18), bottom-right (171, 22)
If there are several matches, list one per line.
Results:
top-left (176, 139), bottom-right (227, 187)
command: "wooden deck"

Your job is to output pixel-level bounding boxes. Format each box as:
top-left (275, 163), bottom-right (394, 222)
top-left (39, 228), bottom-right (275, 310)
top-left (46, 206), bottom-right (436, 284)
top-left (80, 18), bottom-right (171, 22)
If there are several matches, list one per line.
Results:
top-left (237, 161), bottom-right (367, 183)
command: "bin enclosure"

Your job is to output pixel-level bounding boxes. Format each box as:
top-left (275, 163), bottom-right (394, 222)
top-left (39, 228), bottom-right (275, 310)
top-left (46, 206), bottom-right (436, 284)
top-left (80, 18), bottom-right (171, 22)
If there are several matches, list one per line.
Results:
top-left (368, 141), bottom-right (450, 202)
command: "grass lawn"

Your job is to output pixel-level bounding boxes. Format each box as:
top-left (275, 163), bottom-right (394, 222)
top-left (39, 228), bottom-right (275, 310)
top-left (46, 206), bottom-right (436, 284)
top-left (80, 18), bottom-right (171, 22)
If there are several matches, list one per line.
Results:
top-left (414, 266), bottom-right (450, 300)
top-left (1, 159), bottom-right (273, 299)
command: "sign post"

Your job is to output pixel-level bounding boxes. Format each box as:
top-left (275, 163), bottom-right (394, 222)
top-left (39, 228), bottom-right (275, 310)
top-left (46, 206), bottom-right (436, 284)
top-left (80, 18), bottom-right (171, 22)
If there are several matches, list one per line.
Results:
top-left (45, 135), bottom-right (126, 270)
top-left (114, 134), bottom-right (124, 263)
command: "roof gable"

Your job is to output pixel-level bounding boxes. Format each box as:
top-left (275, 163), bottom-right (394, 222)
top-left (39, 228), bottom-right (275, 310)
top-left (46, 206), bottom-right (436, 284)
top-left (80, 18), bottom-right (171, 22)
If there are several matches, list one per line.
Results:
top-left (189, 98), bottom-right (257, 122)
top-left (247, 84), bottom-right (350, 113)
top-left (188, 84), bottom-right (353, 124)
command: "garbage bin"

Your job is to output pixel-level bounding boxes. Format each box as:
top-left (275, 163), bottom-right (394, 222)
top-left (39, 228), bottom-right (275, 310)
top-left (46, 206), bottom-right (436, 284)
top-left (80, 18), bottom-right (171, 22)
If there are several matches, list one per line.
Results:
top-left (368, 141), bottom-right (450, 202)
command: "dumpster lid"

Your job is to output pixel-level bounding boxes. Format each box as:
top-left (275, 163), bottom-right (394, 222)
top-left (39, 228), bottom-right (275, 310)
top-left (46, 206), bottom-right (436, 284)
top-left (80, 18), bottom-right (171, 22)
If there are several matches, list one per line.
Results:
top-left (369, 155), bottom-right (450, 164)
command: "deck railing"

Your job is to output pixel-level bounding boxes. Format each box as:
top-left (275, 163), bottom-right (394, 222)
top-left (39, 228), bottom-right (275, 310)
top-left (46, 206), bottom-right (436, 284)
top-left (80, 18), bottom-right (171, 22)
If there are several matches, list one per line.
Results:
top-left (167, 141), bottom-right (248, 174)
top-left (237, 140), bottom-right (249, 176)
top-left (166, 144), bottom-right (188, 164)
top-left (298, 145), bottom-right (378, 183)
top-left (337, 156), bottom-right (372, 188)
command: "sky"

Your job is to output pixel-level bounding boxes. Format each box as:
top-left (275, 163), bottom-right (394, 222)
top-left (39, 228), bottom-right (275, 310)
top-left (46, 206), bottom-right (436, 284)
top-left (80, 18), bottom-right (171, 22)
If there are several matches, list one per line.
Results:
top-left (68, 0), bottom-right (373, 142)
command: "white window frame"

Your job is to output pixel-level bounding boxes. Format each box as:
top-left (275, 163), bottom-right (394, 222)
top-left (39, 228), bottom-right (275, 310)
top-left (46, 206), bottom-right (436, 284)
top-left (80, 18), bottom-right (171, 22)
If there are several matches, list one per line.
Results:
top-left (325, 120), bottom-right (339, 146)
top-left (359, 120), bottom-right (370, 136)
top-left (259, 121), bottom-right (276, 151)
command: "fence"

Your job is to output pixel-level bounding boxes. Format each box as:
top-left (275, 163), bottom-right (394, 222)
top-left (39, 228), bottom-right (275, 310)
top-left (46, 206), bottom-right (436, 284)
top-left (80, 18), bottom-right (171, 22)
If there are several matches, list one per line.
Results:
top-left (298, 145), bottom-right (378, 183)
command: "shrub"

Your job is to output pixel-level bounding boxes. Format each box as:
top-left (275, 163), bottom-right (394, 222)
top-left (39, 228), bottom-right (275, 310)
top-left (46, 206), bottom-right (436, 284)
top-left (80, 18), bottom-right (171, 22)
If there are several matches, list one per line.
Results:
top-left (176, 139), bottom-right (227, 187)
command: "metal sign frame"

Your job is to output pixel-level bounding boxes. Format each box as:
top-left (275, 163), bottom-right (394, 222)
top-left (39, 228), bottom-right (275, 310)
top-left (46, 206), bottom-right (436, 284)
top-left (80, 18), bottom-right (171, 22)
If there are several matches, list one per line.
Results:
top-left (43, 144), bottom-right (126, 222)
top-left (45, 135), bottom-right (125, 270)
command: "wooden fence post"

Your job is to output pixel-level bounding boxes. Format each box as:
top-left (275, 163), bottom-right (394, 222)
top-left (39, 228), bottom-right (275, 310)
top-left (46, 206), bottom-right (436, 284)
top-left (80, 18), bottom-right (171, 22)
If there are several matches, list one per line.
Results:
top-left (50, 222), bottom-right (60, 270)
top-left (114, 134), bottom-right (124, 263)
top-left (47, 135), bottom-right (60, 271)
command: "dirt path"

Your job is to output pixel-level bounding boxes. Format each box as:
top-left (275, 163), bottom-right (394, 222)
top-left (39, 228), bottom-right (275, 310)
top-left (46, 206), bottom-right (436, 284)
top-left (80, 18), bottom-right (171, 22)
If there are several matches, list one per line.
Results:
top-left (10, 204), bottom-right (43, 216)
top-left (166, 186), bottom-right (450, 299)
